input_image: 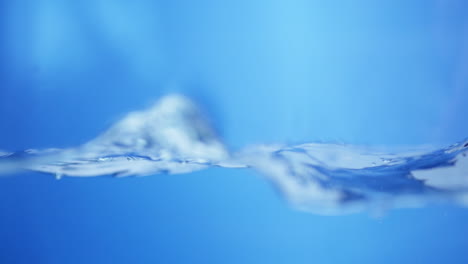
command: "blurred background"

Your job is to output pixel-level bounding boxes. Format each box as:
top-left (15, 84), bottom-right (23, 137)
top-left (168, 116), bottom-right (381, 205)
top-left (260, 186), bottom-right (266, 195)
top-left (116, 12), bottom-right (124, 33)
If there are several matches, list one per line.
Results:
top-left (0, 0), bottom-right (467, 263)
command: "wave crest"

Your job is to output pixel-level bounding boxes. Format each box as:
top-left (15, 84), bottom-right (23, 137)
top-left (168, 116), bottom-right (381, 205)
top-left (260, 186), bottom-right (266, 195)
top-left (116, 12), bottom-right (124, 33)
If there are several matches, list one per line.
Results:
top-left (1, 94), bottom-right (467, 214)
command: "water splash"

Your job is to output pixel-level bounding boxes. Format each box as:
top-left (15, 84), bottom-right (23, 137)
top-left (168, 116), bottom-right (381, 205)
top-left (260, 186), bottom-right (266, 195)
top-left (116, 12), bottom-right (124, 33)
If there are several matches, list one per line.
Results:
top-left (1, 94), bottom-right (467, 214)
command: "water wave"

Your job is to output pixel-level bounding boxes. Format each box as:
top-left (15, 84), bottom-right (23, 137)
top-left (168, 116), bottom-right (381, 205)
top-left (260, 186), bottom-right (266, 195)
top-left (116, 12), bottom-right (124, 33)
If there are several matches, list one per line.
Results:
top-left (1, 95), bottom-right (467, 214)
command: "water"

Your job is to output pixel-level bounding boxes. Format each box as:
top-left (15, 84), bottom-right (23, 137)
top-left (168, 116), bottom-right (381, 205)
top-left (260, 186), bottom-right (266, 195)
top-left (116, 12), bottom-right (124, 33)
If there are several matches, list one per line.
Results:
top-left (2, 1), bottom-right (468, 263)
top-left (2, 95), bottom-right (467, 215)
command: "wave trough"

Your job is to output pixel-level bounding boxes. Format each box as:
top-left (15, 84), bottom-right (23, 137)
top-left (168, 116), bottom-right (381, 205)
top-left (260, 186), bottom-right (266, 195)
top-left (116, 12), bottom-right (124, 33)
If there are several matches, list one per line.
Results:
top-left (1, 94), bottom-right (467, 214)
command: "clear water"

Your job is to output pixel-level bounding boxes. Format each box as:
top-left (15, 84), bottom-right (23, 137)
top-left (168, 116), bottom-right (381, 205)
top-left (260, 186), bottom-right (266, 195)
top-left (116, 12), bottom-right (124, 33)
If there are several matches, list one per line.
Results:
top-left (2, 1), bottom-right (468, 263)
top-left (2, 95), bottom-right (467, 215)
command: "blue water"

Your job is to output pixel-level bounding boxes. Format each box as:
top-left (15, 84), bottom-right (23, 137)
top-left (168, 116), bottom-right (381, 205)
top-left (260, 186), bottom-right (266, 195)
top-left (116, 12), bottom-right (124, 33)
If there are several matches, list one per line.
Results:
top-left (1, 95), bottom-right (467, 215)
top-left (1, 0), bottom-right (468, 263)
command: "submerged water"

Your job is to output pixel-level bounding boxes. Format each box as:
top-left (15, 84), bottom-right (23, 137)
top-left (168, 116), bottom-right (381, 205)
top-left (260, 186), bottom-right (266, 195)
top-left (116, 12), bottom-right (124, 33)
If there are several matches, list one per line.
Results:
top-left (2, 94), bottom-right (467, 215)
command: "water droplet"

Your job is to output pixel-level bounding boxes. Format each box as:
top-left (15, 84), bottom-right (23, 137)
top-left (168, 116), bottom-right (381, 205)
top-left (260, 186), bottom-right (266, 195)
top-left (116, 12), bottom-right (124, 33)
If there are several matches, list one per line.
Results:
top-left (55, 173), bottom-right (63, 180)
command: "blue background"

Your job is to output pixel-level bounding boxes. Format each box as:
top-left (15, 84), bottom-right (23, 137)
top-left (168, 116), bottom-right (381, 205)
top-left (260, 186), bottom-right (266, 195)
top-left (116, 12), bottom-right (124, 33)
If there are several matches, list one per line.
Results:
top-left (1, 0), bottom-right (468, 263)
